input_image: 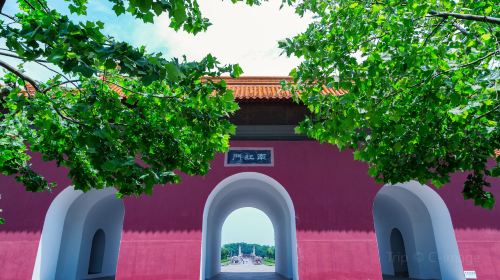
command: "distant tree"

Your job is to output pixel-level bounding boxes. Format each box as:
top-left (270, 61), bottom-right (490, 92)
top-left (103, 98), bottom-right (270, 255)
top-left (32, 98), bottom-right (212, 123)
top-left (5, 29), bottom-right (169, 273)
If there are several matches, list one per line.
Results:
top-left (265, 246), bottom-right (275, 260)
top-left (280, 0), bottom-right (499, 208)
top-left (221, 247), bottom-right (230, 260)
top-left (221, 242), bottom-right (274, 257)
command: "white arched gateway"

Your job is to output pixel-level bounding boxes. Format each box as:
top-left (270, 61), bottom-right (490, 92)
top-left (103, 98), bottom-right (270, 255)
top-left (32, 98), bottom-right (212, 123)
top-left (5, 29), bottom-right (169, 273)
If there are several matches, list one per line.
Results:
top-left (200, 172), bottom-right (299, 280)
top-left (373, 181), bottom-right (464, 280)
top-left (33, 187), bottom-right (124, 280)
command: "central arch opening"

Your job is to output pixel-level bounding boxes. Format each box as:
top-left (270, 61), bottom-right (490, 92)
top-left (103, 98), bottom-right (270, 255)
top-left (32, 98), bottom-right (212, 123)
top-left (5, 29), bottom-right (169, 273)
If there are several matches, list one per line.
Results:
top-left (201, 172), bottom-right (298, 280)
top-left (220, 207), bottom-right (275, 273)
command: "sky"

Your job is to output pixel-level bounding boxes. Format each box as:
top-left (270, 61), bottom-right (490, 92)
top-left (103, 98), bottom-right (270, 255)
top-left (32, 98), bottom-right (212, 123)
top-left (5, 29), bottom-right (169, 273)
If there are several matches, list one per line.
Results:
top-left (2, 0), bottom-right (311, 80)
top-left (1, 1), bottom-right (302, 245)
top-left (221, 207), bottom-right (274, 246)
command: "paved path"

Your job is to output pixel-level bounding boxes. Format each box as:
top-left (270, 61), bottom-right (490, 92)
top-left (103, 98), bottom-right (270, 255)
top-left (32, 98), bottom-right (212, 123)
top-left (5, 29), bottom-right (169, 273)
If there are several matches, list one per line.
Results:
top-left (221, 261), bottom-right (274, 273)
top-left (209, 272), bottom-right (289, 280)
top-left (215, 258), bottom-right (284, 279)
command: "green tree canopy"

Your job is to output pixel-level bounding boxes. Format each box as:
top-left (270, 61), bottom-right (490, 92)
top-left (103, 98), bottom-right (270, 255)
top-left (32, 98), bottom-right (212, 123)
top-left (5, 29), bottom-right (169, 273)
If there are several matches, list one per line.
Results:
top-left (0, 0), bottom-right (262, 224)
top-left (279, 0), bottom-right (499, 208)
top-left (221, 247), bottom-right (230, 260)
top-left (265, 246), bottom-right (275, 259)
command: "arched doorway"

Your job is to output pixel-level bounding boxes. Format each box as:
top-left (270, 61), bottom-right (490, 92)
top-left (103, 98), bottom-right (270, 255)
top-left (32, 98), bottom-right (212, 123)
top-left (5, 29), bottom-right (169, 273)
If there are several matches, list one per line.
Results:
top-left (390, 228), bottom-right (409, 278)
top-left (88, 229), bottom-right (106, 275)
top-left (200, 172), bottom-right (298, 280)
top-left (373, 181), bottom-right (464, 279)
top-left (220, 207), bottom-right (275, 273)
top-left (32, 187), bottom-right (124, 280)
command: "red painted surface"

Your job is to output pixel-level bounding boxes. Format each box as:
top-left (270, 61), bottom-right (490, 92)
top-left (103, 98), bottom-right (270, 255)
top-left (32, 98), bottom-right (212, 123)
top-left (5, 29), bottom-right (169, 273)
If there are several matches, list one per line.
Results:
top-left (1, 141), bottom-right (499, 280)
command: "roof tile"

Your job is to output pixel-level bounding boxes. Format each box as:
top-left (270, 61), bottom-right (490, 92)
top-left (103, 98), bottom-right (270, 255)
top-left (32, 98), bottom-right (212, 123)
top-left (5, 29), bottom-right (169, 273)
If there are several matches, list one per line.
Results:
top-left (19, 76), bottom-right (346, 100)
top-left (217, 76), bottom-right (346, 100)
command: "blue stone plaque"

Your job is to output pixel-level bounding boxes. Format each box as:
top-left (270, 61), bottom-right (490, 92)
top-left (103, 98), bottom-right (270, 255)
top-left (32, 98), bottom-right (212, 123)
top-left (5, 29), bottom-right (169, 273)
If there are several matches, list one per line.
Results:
top-left (225, 148), bottom-right (274, 166)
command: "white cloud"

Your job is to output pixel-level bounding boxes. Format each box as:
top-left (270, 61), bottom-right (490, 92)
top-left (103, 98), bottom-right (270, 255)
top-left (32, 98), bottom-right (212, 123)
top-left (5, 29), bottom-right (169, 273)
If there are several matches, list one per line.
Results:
top-left (1, 1), bottom-right (312, 80)
top-left (129, 1), bottom-right (312, 76)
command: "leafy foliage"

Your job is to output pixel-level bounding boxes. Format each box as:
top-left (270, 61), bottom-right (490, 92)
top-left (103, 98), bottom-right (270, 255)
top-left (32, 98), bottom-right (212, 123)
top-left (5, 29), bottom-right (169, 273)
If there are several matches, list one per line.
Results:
top-left (0, 0), bottom-right (244, 209)
top-left (265, 246), bottom-right (275, 259)
top-left (221, 246), bottom-right (230, 260)
top-left (280, 0), bottom-right (499, 208)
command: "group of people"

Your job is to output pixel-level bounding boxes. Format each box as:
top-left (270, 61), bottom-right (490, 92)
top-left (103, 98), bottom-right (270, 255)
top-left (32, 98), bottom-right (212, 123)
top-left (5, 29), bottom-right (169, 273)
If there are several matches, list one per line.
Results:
top-left (229, 256), bottom-right (263, 265)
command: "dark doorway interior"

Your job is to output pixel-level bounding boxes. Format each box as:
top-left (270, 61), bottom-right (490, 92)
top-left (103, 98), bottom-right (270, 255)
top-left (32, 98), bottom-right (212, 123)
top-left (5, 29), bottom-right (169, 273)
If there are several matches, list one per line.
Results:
top-left (390, 228), bottom-right (409, 278)
top-left (88, 229), bottom-right (106, 275)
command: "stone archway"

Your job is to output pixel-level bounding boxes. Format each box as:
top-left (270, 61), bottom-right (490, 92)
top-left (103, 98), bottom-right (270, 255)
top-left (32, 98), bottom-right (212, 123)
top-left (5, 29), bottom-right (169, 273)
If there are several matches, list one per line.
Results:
top-left (200, 172), bottom-right (299, 280)
top-left (33, 187), bottom-right (124, 280)
top-left (373, 181), bottom-right (464, 279)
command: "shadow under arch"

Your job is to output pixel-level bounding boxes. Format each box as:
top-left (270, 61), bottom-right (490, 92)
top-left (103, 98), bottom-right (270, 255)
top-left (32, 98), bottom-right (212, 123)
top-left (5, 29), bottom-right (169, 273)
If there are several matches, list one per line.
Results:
top-left (200, 172), bottom-right (299, 280)
top-left (373, 181), bottom-right (464, 280)
top-left (32, 187), bottom-right (124, 280)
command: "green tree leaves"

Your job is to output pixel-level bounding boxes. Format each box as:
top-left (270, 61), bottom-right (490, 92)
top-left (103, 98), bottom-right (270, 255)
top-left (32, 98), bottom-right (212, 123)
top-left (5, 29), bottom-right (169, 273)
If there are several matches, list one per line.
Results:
top-left (0, 0), bottom-right (242, 208)
top-left (105, 0), bottom-right (211, 33)
top-left (281, 0), bottom-right (499, 208)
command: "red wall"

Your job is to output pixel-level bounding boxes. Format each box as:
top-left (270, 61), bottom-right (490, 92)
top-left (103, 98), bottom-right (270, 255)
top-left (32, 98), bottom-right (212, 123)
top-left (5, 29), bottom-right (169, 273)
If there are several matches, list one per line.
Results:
top-left (1, 141), bottom-right (499, 280)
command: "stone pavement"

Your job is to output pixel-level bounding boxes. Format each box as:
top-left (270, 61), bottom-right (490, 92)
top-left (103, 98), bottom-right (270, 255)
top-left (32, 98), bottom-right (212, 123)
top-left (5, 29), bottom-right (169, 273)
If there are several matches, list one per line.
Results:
top-left (221, 260), bottom-right (274, 273)
top-left (213, 258), bottom-right (286, 279)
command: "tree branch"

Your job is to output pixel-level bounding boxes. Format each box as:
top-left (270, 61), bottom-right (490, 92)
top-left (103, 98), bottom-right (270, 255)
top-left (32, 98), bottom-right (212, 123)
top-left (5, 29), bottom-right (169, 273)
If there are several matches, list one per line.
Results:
top-left (33, 60), bottom-right (80, 90)
top-left (0, 50), bottom-right (48, 62)
top-left (0, 59), bottom-right (40, 92)
top-left (451, 21), bottom-right (483, 45)
top-left (50, 104), bottom-right (89, 127)
top-left (102, 80), bottom-right (178, 99)
top-left (0, 49), bottom-right (81, 92)
top-left (475, 104), bottom-right (500, 120)
top-left (20, 0), bottom-right (36, 11)
top-left (423, 17), bottom-right (447, 47)
top-left (0, 48), bottom-right (80, 91)
top-left (42, 80), bottom-right (81, 93)
top-left (34, 0), bottom-right (50, 13)
top-left (410, 51), bottom-right (499, 88)
top-left (453, 51), bottom-right (498, 69)
top-left (429, 10), bottom-right (500, 25)
top-left (0, 12), bottom-right (15, 22)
